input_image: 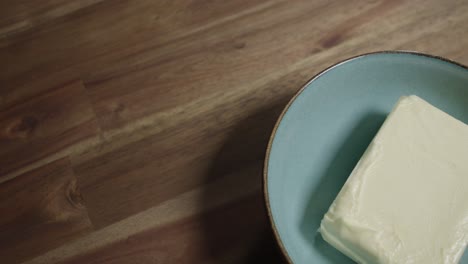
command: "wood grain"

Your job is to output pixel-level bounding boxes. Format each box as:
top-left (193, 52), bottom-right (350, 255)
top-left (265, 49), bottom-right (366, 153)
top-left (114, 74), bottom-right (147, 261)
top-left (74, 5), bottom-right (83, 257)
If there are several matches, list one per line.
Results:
top-left (0, 158), bottom-right (93, 264)
top-left (0, 81), bottom-right (100, 182)
top-left (60, 194), bottom-right (281, 264)
top-left (74, 97), bottom-right (286, 228)
top-left (0, 0), bottom-right (104, 39)
top-left (0, 0), bottom-right (467, 263)
top-left (28, 161), bottom-right (276, 264)
top-left (0, 0), bottom-right (275, 108)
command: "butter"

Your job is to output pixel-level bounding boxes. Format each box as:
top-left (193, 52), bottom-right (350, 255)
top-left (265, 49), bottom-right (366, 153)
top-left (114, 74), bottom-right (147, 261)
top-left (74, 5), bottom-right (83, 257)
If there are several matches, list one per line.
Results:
top-left (320, 96), bottom-right (468, 264)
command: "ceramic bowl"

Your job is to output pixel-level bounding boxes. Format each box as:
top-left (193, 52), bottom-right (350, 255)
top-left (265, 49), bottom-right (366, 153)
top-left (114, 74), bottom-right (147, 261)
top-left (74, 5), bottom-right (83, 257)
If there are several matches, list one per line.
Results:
top-left (264, 51), bottom-right (468, 264)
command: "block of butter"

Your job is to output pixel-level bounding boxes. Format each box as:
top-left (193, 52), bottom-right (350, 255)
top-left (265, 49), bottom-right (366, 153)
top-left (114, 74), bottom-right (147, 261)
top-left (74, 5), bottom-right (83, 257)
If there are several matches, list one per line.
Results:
top-left (320, 96), bottom-right (468, 264)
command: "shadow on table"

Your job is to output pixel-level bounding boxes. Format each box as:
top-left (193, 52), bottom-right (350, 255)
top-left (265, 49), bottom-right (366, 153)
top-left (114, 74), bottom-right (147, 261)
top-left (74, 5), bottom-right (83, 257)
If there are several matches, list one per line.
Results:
top-left (200, 99), bottom-right (290, 263)
top-left (300, 112), bottom-right (386, 263)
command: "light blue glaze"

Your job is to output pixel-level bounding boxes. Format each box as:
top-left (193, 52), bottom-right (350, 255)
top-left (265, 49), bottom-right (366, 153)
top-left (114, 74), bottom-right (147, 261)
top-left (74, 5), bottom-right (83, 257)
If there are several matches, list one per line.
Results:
top-left (266, 52), bottom-right (468, 264)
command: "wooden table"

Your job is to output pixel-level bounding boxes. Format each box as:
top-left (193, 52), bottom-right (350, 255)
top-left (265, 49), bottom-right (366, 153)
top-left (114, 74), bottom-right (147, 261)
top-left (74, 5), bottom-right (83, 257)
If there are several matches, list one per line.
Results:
top-left (0, 1), bottom-right (467, 263)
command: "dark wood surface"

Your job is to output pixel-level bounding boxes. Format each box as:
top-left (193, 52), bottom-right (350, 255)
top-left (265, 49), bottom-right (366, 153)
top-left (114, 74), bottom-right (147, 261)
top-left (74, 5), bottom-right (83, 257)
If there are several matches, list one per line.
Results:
top-left (0, 0), bottom-right (467, 263)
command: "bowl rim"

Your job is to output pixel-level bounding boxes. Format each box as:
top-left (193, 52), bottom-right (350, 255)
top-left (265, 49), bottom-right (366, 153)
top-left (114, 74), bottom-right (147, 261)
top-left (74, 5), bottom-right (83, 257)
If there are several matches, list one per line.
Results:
top-left (262, 50), bottom-right (468, 264)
